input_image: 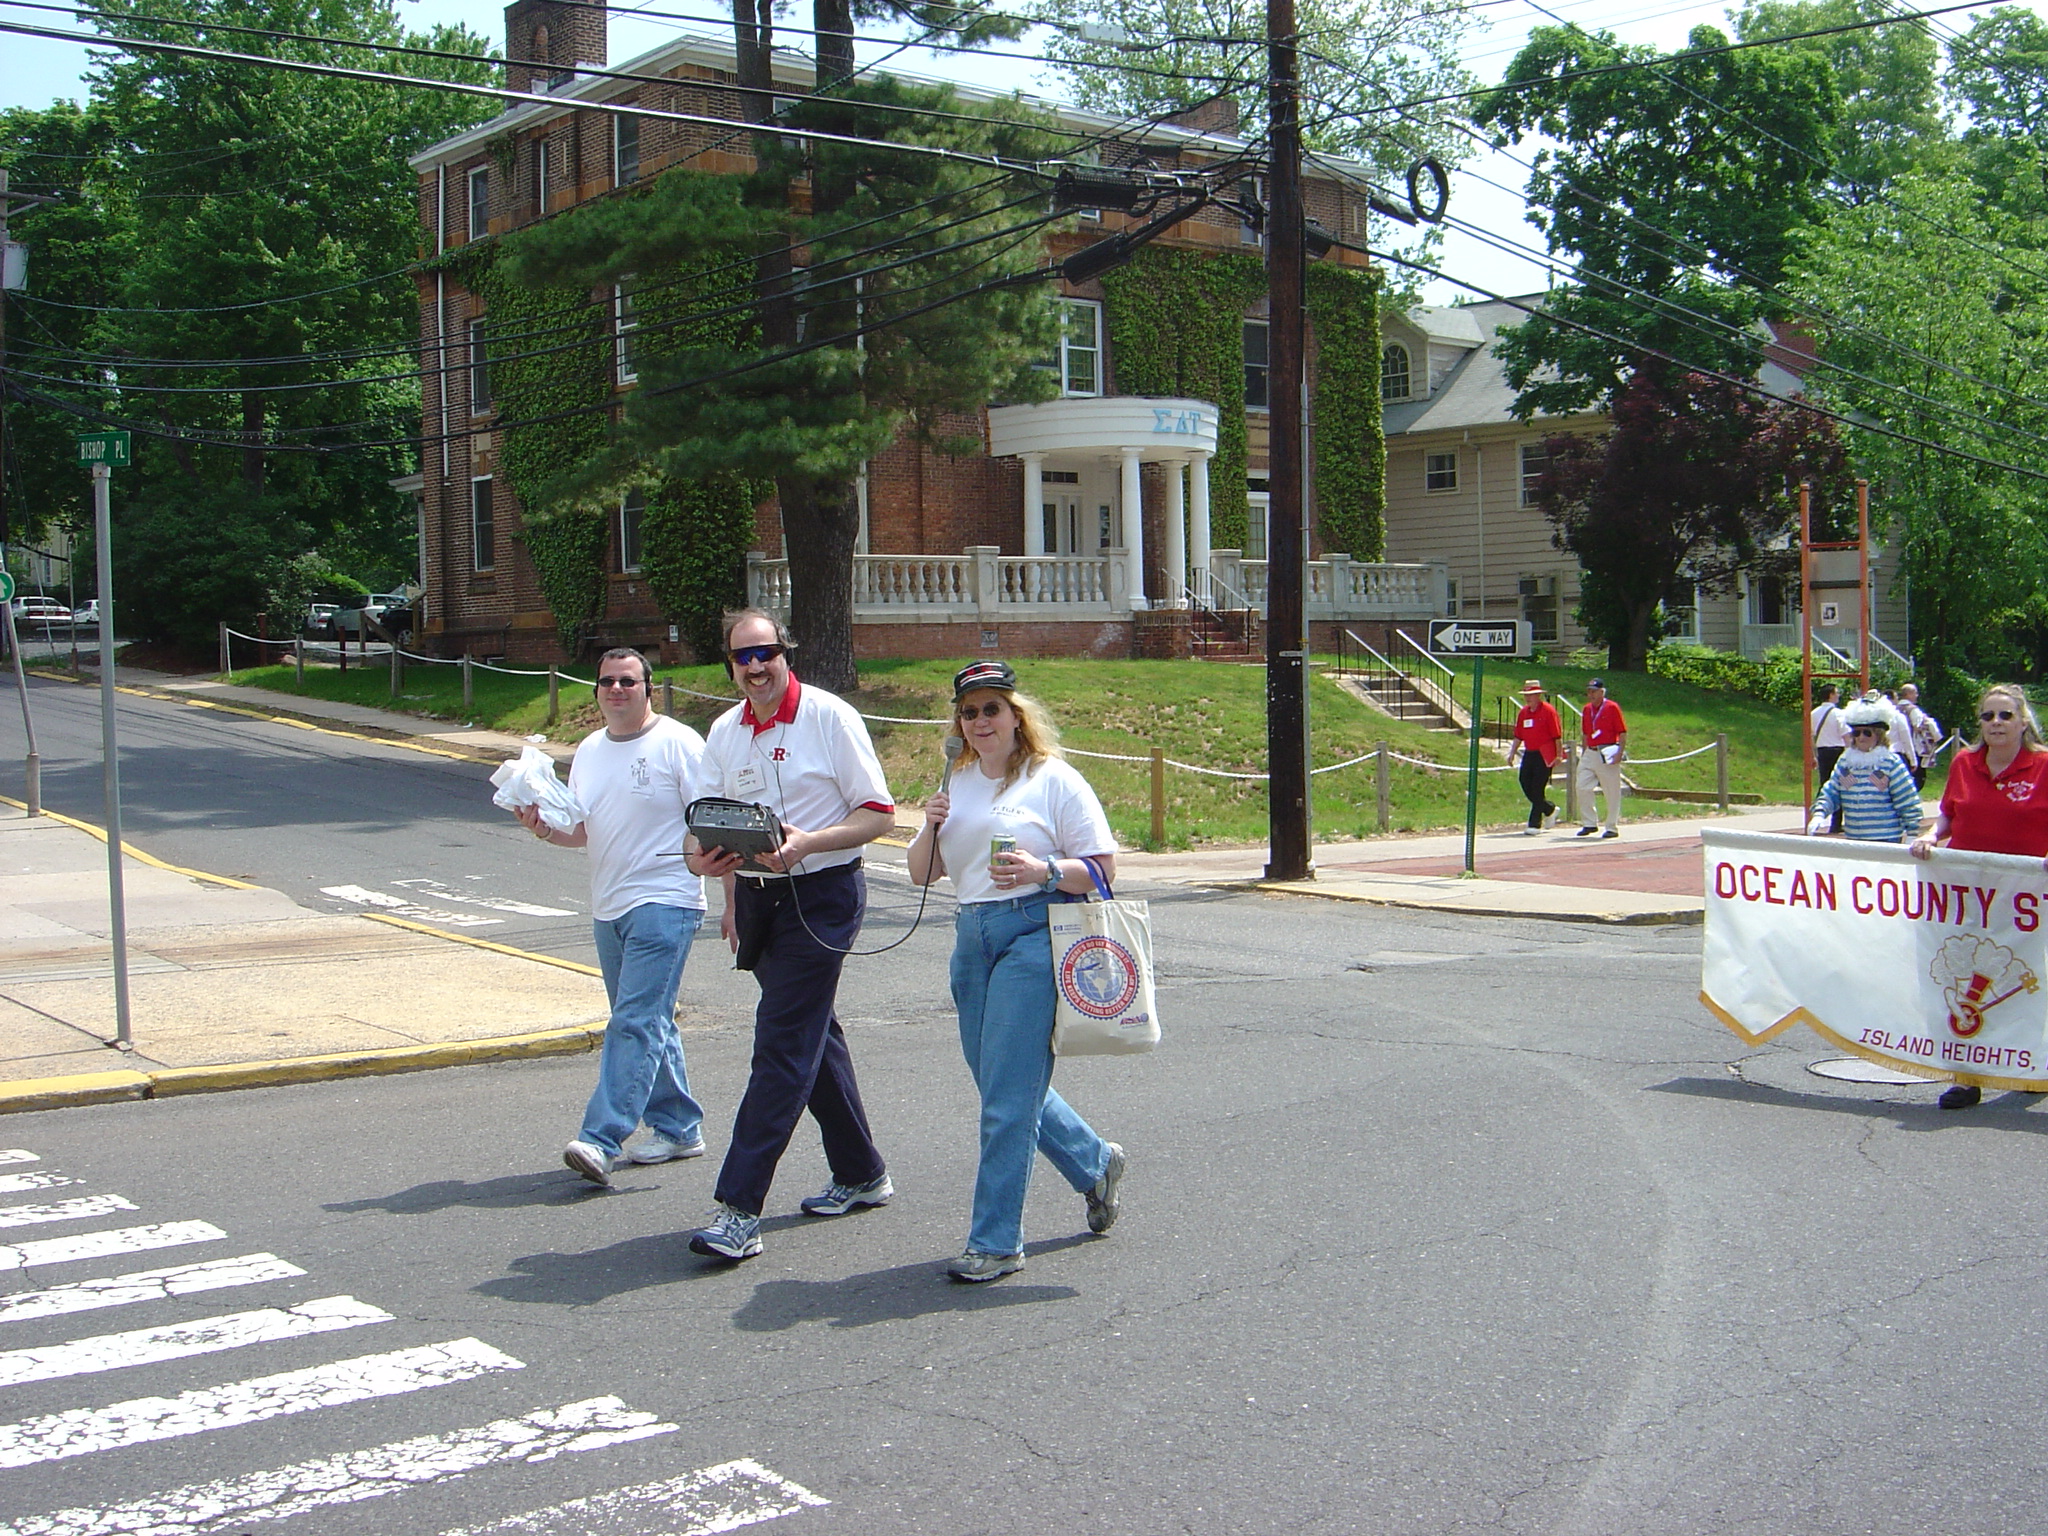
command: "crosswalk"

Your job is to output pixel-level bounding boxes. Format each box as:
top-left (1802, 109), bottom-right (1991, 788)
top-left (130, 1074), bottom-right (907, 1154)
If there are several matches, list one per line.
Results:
top-left (0, 1148), bottom-right (829, 1536)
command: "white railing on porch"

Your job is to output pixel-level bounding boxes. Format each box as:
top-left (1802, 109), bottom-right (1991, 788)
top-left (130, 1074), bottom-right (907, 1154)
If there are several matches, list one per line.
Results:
top-left (748, 547), bottom-right (1447, 621)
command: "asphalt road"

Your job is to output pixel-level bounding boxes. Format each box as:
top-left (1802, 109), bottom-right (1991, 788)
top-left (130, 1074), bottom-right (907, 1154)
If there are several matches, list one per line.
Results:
top-left (0, 672), bottom-right (939, 975)
top-left (7, 670), bottom-right (2048, 1532)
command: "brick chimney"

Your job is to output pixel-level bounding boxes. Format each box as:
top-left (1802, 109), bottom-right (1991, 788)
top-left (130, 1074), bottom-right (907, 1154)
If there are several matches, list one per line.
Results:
top-left (1165, 97), bottom-right (1240, 137)
top-left (505, 0), bottom-right (607, 93)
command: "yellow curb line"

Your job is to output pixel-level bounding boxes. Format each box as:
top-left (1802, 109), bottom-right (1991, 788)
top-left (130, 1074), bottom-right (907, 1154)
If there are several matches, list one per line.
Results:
top-left (24, 669), bottom-right (498, 764)
top-left (0, 1026), bottom-right (607, 1116)
top-left (1253, 878), bottom-right (1704, 926)
top-left (356, 910), bottom-right (604, 976)
top-left (0, 795), bottom-right (261, 890)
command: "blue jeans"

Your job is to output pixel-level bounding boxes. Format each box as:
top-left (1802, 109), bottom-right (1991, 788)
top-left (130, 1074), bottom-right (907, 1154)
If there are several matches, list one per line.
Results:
top-left (951, 894), bottom-right (1113, 1257)
top-left (582, 902), bottom-right (705, 1157)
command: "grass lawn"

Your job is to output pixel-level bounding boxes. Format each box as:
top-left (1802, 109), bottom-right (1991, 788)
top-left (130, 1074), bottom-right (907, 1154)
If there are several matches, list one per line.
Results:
top-left (223, 651), bottom-right (1866, 850)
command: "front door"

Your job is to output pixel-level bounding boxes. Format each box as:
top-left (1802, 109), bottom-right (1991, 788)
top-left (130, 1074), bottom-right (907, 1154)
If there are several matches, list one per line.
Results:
top-left (1042, 495), bottom-right (1086, 555)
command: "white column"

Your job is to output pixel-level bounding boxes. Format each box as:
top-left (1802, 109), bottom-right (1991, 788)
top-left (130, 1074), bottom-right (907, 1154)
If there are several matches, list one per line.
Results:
top-left (1163, 459), bottom-right (1187, 607)
top-left (1189, 451), bottom-right (1212, 605)
top-left (1120, 448), bottom-right (1147, 610)
top-left (1021, 453), bottom-right (1045, 556)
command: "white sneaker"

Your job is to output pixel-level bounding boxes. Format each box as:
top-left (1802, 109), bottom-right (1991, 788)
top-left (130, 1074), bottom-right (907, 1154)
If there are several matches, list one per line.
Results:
top-left (563, 1140), bottom-right (613, 1187)
top-left (627, 1133), bottom-right (707, 1165)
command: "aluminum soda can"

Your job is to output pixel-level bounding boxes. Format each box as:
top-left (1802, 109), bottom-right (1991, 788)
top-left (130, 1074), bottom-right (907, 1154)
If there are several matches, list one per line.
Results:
top-left (990, 834), bottom-right (1017, 868)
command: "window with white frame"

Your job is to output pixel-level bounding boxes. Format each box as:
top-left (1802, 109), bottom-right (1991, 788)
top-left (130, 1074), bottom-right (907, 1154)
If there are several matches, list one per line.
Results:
top-left (1381, 343), bottom-right (1411, 402)
top-left (1239, 175), bottom-right (1265, 246)
top-left (534, 138), bottom-right (548, 212)
top-left (1519, 442), bottom-right (1550, 506)
top-left (1056, 299), bottom-right (1102, 396)
top-left (1245, 488), bottom-right (1270, 562)
top-left (1519, 574), bottom-right (1560, 643)
top-left (619, 489), bottom-right (644, 572)
top-left (1243, 320), bottom-right (1269, 411)
top-left (470, 476), bottom-right (495, 571)
top-left (613, 283), bottom-right (638, 385)
top-left (1663, 580), bottom-right (1699, 642)
top-left (1444, 577), bottom-right (1460, 616)
top-left (467, 317), bottom-right (489, 413)
top-left (467, 166), bottom-right (489, 240)
top-left (1425, 450), bottom-right (1459, 491)
top-left (1747, 574), bottom-right (1795, 627)
top-left (614, 111), bottom-right (640, 187)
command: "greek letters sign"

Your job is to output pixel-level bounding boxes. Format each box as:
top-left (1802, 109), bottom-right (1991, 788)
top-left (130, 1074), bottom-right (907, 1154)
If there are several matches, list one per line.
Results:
top-left (1702, 829), bottom-right (2048, 1089)
top-left (1426, 619), bottom-right (1530, 657)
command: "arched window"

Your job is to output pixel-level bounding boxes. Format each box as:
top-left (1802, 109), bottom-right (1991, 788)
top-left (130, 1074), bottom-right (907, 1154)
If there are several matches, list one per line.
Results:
top-left (532, 24), bottom-right (550, 61)
top-left (1381, 343), bottom-right (1412, 402)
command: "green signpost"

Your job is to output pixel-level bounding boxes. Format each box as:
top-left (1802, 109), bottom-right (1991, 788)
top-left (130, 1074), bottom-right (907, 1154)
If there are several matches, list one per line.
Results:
top-left (75, 431), bottom-right (130, 468)
top-left (1427, 620), bottom-right (1535, 876)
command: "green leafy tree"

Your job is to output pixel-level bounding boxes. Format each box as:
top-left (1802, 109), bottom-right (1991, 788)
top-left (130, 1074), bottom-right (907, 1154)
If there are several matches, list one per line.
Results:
top-left (1473, 25), bottom-right (1839, 417)
top-left (499, 80), bottom-right (1064, 689)
top-left (1945, 7), bottom-right (2048, 222)
top-left (1734, 0), bottom-right (1949, 201)
top-left (1785, 171), bottom-right (2048, 693)
top-left (1534, 367), bottom-right (1852, 672)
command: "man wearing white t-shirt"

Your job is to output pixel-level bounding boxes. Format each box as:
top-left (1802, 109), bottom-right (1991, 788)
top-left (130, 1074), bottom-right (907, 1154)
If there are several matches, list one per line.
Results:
top-left (514, 648), bottom-right (712, 1188)
top-left (683, 610), bottom-right (896, 1262)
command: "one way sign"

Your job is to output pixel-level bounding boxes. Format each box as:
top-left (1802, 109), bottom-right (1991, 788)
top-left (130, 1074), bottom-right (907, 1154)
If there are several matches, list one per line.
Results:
top-left (1425, 619), bottom-right (1531, 657)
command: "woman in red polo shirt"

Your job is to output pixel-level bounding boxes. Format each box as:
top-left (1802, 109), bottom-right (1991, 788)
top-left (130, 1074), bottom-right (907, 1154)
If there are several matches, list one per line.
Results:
top-left (1507, 679), bottom-right (1563, 834)
top-left (1909, 683), bottom-right (2048, 1108)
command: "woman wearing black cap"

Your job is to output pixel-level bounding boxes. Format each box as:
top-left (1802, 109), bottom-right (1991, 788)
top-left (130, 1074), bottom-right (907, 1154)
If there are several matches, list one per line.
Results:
top-left (907, 660), bottom-right (1128, 1282)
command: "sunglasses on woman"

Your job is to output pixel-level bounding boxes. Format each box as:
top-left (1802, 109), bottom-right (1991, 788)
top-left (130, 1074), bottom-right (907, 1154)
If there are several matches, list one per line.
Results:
top-left (728, 644), bottom-right (785, 666)
top-left (1981, 709), bottom-right (2019, 722)
top-left (957, 700), bottom-right (1007, 720)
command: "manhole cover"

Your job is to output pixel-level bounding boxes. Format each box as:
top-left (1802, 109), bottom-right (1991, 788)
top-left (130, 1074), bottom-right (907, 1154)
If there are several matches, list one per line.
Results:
top-left (1807, 1057), bottom-right (1932, 1086)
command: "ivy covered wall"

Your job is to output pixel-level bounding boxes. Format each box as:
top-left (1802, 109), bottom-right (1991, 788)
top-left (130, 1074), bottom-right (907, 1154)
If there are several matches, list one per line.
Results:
top-left (1100, 247), bottom-right (1385, 562)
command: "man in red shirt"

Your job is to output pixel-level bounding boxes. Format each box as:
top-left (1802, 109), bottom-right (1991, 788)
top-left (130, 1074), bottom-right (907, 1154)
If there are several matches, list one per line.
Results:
top-left (1575, 677), bottom-right (1627, 839)
top-left (1507, 679), bottom-right (1563, 834)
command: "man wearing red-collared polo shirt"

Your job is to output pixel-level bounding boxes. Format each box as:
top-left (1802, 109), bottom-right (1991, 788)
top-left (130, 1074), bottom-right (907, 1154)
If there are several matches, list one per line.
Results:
top-left (1575, 677), bottom-right (1627, 839)
top-left (685, 609), bottom-right (896, 1262)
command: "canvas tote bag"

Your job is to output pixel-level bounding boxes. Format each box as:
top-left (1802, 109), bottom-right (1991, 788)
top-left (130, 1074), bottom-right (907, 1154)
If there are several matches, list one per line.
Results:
top-left (1049, 857), bottom-right (1160, 1056)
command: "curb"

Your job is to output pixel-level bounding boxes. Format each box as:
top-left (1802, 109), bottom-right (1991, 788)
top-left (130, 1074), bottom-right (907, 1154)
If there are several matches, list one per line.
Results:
top-left (1252, 879), bottom-right (1705, 926)
top-left (0, 1025), bottom-right (607, 1116)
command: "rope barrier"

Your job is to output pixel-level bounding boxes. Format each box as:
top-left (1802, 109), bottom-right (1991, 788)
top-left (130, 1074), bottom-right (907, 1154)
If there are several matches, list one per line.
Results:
top-left (1624, 742), bottom-right (1720, 765)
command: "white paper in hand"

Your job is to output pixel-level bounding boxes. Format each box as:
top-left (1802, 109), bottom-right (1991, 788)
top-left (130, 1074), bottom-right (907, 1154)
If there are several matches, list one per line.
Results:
top-left (490, 745), bottom-right (587, 833)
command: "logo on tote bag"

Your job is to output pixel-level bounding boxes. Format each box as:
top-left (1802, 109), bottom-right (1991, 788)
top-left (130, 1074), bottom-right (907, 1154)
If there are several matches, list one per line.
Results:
top-left (1059, 935), bottom-right (1143, 1020)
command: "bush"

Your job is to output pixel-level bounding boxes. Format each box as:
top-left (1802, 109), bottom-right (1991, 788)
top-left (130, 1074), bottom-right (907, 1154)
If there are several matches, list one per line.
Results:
top-left (1651, 642), bottom-right (1916, 711)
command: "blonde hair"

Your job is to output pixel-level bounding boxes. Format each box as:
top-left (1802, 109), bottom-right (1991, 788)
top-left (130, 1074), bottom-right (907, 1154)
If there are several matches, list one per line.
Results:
top-left (947, 688), bottom-right (1064, 788)
top-left (1973, 684), bottom-right (2046, 752)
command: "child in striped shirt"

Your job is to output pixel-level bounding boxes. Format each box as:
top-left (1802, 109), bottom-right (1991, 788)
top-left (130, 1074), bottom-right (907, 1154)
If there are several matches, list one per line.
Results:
top-left (1808, 699), bottom-right (1924, 842)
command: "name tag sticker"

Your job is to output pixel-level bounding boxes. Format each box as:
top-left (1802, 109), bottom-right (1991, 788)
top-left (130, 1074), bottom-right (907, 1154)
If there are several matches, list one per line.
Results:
top-left (732, 761), bottom-right (768, 797)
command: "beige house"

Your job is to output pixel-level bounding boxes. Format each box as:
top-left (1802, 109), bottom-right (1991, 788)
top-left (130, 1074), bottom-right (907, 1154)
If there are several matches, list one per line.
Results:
top-left (1380, 298), bottom-right (1912, 665)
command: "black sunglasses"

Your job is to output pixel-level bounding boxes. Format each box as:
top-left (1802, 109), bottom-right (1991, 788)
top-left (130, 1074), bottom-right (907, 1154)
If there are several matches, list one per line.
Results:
top-left (729, 644), bottom-right (785, 666)
top-left (595, 676), bottom-right (643, 690)
top-left (956, 700), bottom-right (1008, 720)
top-left (1982, 709), bottom-right (2019, 722)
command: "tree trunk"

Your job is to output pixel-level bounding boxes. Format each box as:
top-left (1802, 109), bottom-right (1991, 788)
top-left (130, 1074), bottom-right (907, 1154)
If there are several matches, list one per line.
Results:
top-left (731, 0), bottom-right (773, 125)
top-left (240, 390), bottom-right (265, 497)
top-left (814, 0), bottom-right (855, 88)
top-left (779, 475), bottom-right (859, 692)
top-left (1619, 598), bottom-right (1656, 673)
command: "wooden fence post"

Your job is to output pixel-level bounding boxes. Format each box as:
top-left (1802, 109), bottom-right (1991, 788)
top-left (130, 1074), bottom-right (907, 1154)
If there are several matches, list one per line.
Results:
top-left (1375, 742), bottom-right (1390, 833)
top-left (294, 638), bottom-right (303, 687)
top-left (1150, 747), bottom-right (1166, 848)
top-left (546, 664), bottom-right (559, 726)
top-left (1564, 742), bottom-right (1580, 825)
top-left (462, 653), bottom-right (474, 713)
top-left (1716, 733), bottom-right (1729, 813)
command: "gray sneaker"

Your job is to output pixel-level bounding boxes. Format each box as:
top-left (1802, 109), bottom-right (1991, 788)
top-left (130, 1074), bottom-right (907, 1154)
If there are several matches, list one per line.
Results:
top-left (1085, 1143), bottom-right (1127, 1234)
top-left (688, 1203), bottom-right (762, 1260)
top-left (562, 1140), bottom-right (613, 1188)
top-left (800, 1172), bottom-right (894, 1216)
top-left (947, 1249), bottom-right (1025, 1283)
top-left (627, 1133), bottom-right (707, 1165)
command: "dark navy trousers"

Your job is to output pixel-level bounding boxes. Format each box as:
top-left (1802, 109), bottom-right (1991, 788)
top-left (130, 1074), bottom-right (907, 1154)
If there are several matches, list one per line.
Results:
top-left (713, 864), bottom-right (886, 1217)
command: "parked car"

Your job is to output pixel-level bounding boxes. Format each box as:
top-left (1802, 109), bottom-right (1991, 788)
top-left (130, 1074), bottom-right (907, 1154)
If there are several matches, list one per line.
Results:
top-left (303, 603), bottom-right (339, 640)
top-left (71, 599), bottom-right (101, 631)
top-left (8, 597), bottom-right (71, 630)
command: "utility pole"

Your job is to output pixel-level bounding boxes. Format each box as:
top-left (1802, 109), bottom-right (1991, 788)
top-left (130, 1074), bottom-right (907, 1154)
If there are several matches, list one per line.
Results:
top-left (1264, 0), bottom-right (1312, 881)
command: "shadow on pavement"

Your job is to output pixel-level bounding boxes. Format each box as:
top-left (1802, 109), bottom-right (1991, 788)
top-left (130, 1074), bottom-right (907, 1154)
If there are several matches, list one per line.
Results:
top-left (1650, 1075), bottom-right (2048, 1132)
top-left (325, 1171), bottom-right (664, 1214)
top-left (731, 1240), bottom-right (1094, 1331)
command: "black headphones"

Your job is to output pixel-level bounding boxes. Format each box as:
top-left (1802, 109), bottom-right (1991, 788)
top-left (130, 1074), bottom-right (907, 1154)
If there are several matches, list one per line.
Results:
top-left (722, 622), bottom-right (798, 679)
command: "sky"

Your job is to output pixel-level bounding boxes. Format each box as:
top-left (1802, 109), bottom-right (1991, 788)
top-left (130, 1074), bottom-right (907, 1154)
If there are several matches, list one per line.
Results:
top-left (0, 0), bottom-right (2004, 305)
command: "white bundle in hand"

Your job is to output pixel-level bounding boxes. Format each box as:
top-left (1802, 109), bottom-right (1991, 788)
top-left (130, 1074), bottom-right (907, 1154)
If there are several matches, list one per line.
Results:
top-left (490, 745), bottom-right (586, 833)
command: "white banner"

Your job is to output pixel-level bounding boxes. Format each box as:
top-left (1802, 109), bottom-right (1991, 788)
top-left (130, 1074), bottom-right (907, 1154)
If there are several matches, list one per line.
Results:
top-left (1702, 829), bottom-right (2048, 1090)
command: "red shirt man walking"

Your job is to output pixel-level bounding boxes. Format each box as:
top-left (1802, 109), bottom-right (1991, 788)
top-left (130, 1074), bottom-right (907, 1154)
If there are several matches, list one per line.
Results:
top-left (1508, 679), bottom-right (1563, 834)
top-left (1576, 678), bottom-right (1628, 839)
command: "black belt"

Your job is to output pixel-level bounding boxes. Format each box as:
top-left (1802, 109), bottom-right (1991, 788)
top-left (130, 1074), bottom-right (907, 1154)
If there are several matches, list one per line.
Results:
top-left (735, 859), bottom-right (861, 887)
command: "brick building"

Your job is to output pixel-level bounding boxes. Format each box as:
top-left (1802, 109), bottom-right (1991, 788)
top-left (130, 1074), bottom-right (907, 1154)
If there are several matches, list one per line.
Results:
top-left (406, 3), bottom-right (1448, 664)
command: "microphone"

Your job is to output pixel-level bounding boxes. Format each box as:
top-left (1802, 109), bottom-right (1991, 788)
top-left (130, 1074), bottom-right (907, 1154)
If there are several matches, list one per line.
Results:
top-left (943, 735), bottom-right (964, 770)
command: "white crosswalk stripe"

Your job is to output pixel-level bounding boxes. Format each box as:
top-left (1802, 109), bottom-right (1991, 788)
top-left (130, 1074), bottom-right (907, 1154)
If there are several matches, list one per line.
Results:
top-left (0, 1174), bottom-right (77, 1196)
top-left (0, 1196), bottom-right (139, 1231)
top-left (0, 1150), bottom-right (833, 1534)
top-left (0, 1254), bottom-right (304, 1327)
top-left (438, 1460), bottom-right (831, 1536)
top-left (3, 1397), bottom-right (679, 1536)
top-left (0, 1295), bottom-right (390, 1389)
top-left (0, 1337), bottom-right (524, 1468)
top-left (0, 1222), bottom-right (225, 1272)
